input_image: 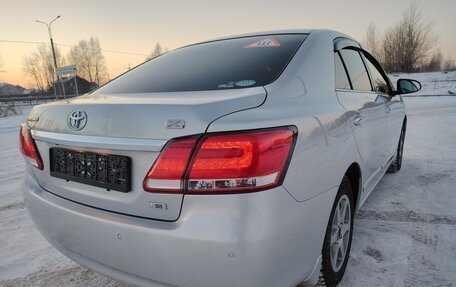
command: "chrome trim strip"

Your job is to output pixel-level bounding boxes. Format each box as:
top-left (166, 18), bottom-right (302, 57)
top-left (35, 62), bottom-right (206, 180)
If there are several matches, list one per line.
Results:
top-left (31, 130), bottom-right (166, 152)
top-left (335, 88), bottom-right (389, 96)
top-left (382, 155), bottom-right (395, 169)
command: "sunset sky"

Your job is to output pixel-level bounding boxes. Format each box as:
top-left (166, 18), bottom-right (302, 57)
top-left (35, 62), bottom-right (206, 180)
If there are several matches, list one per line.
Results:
top-left (1, 0), bottom-right (455, 88)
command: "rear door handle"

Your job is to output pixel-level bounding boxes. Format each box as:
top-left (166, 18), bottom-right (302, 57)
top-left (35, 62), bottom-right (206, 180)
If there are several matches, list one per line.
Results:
top-left (385, 105), bottom-right (391, 113)
top-left (353, 115), bottom-right (362, 126)
top-left (384, 102), bottom-right (391, 113)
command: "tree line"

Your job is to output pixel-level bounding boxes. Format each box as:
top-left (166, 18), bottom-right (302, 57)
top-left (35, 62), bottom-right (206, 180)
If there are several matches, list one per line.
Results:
top-left (363, 1), bottom-right (455, 73)
top-left (23, 39), bottom-right (168, 93)
top-left (23, 2), bottom-right (454, 92)
top-left (23, 38), bottom-right (106, 93)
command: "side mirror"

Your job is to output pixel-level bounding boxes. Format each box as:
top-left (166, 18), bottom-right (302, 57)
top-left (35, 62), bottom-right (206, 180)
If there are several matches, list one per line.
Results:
top-left (396, 79), bottom-right (421, 95)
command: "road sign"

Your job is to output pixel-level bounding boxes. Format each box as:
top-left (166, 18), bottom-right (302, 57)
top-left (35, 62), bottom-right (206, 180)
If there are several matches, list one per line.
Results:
top-left (56, 65), bottom-right (77, 76)
top-left (55, 65), bottom-right (79, 97)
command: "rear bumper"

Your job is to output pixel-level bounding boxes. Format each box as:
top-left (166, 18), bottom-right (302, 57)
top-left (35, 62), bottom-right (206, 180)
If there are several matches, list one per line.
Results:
top-left (23, 172), bottom-right (336, 287)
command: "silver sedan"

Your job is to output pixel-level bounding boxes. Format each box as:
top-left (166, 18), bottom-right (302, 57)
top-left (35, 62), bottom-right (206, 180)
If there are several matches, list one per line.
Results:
top-left (21, 29), bottom-right (420, 287)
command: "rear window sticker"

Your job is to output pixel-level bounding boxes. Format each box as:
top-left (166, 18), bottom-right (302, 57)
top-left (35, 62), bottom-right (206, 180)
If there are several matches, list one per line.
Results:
top-left (235, 80), bottom-right (256, 87)
top-left (244, 37), bottom-right (281, 48)
top-left (218, 81), bottom-right (235, 88)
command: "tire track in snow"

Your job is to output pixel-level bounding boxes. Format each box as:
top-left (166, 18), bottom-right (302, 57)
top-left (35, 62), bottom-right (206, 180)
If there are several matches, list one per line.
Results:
top-left (357, 210), bottom-right (456, 225)
top-left (0, 173), bottom-right (24, 184)
top-left (403, 225), bottom-right (443, 287)
top-left (0, 266), bottom-right (125, 287)
top-left (0, 202), bottom-right (24, 212)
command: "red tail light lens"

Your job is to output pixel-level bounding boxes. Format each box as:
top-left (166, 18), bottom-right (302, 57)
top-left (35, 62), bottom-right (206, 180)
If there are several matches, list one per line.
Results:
top-left (143, 127), bottom-right (296, 194)
top-left (187, 129), bottom-right (295, 193)
top-left (19, 124), bottom-right (44, 170)
top-left (143, 138), bottom-right (198, 192)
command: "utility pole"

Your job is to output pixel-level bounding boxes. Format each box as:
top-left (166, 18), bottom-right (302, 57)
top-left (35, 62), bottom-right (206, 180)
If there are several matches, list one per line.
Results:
top-left (36, 15), bottom-right (61, 100)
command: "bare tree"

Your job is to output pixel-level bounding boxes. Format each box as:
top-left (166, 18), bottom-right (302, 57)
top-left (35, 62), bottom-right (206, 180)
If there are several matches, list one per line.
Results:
top-left (22, 43), bottom-right (65, 92)
top-left (23, 54), bottom-right (45, 93)
top-left (382, 1), bottom-right (435, 73)
top-left (442, 58), bottom-right (456, 71)
top-left (68, 38), bottom-right (108, 85)
top-left (425, 50), bottom-right (443, 72)
top-left (146, 43), bottom-right (168, 60)
top-left (363, 23), bottom-right (384, 64)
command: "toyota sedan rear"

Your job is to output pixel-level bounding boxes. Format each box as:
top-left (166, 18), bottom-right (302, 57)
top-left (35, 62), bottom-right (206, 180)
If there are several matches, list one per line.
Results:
top-left (21, 29), bottom-right (420, 287)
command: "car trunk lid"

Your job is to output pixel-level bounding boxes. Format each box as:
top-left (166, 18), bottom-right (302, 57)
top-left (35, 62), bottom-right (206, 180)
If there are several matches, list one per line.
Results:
top-left (28, 87), bottom-right (266, 220)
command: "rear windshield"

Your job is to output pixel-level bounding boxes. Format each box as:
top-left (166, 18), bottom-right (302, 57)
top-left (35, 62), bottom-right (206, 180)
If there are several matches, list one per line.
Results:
top-left (96, 34), bottom-right (307, 94)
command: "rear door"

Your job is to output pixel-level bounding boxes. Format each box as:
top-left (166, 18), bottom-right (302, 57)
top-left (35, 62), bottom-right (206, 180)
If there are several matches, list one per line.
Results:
top-left (334, 47), bottom-right (388, 194)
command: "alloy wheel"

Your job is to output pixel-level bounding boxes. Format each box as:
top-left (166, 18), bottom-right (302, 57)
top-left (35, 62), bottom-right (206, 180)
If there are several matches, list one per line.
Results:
top-left (329, 194), bottom-right (351, 272)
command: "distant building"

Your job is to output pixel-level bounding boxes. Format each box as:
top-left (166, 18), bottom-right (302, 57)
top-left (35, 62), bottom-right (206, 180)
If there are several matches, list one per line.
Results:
top-left (0, 83), bottom-right (26, 96)
top-left (55, 76), bottom-right (98, 96)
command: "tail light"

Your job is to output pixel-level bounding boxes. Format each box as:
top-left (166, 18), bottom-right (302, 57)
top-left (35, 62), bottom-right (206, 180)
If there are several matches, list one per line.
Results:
top-left (143, 138), bottom-right (198, 193)
top-left (143, 127), bottom-right (296, 194)
top-left (19, 124), bottom-right (44, 170)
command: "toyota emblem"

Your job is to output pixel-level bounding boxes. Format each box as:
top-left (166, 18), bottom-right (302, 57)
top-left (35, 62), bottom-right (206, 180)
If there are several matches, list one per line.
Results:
top-left (68, 110), bottom-right (88, 131)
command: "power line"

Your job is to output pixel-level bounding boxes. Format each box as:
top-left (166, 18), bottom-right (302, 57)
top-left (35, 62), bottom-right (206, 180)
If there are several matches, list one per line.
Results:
top-left (0, 40), bottom-right (45, 45)
top-left (99, 49), bottom-right (148, 56)
top-left (0, 39), bottom-right (148, 56)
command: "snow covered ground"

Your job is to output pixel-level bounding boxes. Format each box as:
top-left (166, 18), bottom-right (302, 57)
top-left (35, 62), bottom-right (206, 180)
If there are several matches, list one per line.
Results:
top-left (1, 96), bottom-right (456, 286)
top-left (341, 96), bottom-right (456, 286)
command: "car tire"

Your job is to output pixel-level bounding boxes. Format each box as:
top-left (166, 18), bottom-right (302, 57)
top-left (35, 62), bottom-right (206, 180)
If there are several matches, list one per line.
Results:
top-left (387, 123), bottom-right (406, 173)
top-left (317, 176), bottom-right (354, 287)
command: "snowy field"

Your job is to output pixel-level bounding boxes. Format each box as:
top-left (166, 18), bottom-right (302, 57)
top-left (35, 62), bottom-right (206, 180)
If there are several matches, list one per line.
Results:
top-left (1, 96), bottom-right (456, 286)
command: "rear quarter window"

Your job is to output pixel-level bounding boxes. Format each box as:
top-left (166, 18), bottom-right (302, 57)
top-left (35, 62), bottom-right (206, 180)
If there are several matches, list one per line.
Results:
top-left (335, 53), bottom-right (351, 89)
top-left (96, 34), bottom-right (307, 94)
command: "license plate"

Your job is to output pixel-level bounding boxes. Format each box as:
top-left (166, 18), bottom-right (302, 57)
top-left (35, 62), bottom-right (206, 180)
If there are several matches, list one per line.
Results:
top-left (49, 148), bottom-right (131, 192)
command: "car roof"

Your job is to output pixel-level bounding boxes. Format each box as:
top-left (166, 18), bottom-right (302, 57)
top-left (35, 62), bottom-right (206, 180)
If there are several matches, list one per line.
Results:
top-left (208, 29), bottom-right (314, 41)
top-left (180, 29), bottom-right (352, 49)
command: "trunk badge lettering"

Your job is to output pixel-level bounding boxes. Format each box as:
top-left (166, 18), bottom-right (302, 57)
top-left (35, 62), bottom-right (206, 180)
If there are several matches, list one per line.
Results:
top-left (27, 117), bottom-right (39, 122)
top-left (68, 110), bottom-right (87, 131)
top-left (149, 202), bottom-right (168, 210)
top-left (166, 119), bottom-right (185, 129)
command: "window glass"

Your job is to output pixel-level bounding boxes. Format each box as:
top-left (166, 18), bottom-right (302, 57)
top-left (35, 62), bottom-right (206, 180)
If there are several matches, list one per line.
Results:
top-left (364, 55), bottom-right (390, 94)
top-left (95, 34), bottom-right (307, 94)
top-left (335, 53), bottom-right (351, 89)
top-left (339, 49), bottom-right (372, 91)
